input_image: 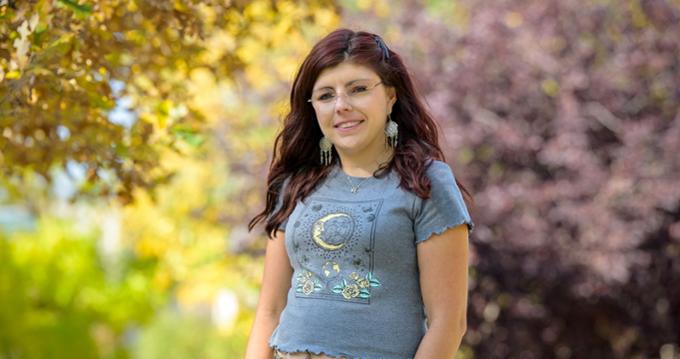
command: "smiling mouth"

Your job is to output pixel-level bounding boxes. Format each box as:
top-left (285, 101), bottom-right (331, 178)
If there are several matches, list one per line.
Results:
top-left (335, 120), bottom-right (364, 129)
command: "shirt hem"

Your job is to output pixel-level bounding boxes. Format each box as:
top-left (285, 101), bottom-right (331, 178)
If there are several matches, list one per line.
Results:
top-left (269, 344), bottom-right (358, 359)
top-left (415, 219), bottom-right (475, 244)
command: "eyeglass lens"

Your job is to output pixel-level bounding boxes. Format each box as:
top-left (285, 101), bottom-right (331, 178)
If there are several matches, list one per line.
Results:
top-left (310, 81), bottom-right (382, 109)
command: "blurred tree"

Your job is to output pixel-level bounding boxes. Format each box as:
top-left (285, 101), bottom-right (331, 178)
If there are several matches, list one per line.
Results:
top-left (0, 0), bottom-right (336, 205)
top-left (0, 0), bottom-right (340, 358)
top-left (372, 0), bottom-right (679, 357)
top-left (0, 216), bottom-right (163, 359)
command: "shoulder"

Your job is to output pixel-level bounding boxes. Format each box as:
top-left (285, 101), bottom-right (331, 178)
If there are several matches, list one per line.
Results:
top-left (425, 159), bottom-right (452, 174)
top-left (424, 160), bottom-right (456, 187)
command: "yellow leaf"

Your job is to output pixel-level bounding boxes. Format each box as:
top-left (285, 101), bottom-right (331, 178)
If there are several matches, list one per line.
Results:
top-left (29, 88), bottom-right (39, 104)
top-left (314, 8), bottom-right (339, 28)
top-left (244, 0), bottom-right (271, 20)
top-left (173, 0), bottom-right (188, 12)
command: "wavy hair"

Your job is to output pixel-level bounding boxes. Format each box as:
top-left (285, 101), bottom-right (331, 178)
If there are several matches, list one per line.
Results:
top-left (248, 28), bottom-right (474, 238)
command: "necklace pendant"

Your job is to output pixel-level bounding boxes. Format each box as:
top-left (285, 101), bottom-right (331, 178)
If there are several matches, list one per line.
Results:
top-left (351, 187), bottom-right (358, 193)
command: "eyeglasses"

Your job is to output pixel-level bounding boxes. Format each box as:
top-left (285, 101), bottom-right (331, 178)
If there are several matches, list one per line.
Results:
top-left (307, 80), bottom-right (384, 111)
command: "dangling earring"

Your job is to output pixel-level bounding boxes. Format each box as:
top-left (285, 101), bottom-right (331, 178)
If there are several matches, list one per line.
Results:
top-left (385, 114), bottom-right (398, 148)
top-left (319, 136), bottom-right (333, 165)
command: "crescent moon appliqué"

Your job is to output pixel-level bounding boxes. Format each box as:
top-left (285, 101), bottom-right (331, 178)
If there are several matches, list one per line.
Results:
top-left (311, 213), bottom-right (355, 250)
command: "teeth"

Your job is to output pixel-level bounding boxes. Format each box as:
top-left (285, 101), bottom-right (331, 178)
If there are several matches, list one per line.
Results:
top-left (338, 121), bottom-right (361, 128)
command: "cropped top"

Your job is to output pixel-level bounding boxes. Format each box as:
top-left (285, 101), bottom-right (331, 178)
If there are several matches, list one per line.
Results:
top-left (267, 160), bottom-right (474, 359)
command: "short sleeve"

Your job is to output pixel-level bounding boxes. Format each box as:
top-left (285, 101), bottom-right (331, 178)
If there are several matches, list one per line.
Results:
top-left (271, 176), bottom-right (291, 232)
top-left (413, 161), bottom-right (474, 244)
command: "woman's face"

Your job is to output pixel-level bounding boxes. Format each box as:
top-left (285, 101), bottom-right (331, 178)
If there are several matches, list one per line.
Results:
top-left (310, 61), bottom-right (396, 159)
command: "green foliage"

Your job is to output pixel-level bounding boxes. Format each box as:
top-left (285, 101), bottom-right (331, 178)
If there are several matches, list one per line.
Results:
top-left (0, 217), bottom-right (165, 359)
top-left (133, 309), bottom-right (250, 359)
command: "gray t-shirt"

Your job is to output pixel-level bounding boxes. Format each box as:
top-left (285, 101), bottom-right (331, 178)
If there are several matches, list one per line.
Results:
top-left (268, 160), bottom-right (474, 359)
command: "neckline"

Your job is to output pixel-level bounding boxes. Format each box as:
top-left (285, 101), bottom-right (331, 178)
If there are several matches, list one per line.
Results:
top-left (332, 162), bottom-right (376, 180)
top-left (324, 163), bottom-right (395, 194)
top-left (330, 162), bottom-right (395, 181)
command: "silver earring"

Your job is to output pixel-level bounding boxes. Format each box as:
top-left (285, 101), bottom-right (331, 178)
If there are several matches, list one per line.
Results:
top-left (385, 115), bottom-right (398, 148)
top-left (319, 136), bottom-right (333, 165)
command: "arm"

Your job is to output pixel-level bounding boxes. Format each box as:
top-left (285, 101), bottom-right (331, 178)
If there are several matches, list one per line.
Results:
top-left (414, 223), bottom-right (470, 359)
top-left (245, 230), bottom-right (293, 359)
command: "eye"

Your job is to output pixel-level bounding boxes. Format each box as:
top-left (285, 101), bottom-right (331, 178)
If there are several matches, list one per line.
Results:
top-left (352, 85), bottom-right (368, 93)
top-left (318, 93), bottom-right (334, 101)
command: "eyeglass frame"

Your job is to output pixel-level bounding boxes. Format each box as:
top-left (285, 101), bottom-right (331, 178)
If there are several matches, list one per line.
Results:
top-left (306, 80), bottom-right (385, 107)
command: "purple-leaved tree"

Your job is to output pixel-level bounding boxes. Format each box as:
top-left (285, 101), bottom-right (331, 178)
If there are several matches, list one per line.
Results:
top-left (346, 0), bottom-right (680, 357)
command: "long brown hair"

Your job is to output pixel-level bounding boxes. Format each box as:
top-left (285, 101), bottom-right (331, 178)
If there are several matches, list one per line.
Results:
top-left (248, 28), bottom-right (473, 238)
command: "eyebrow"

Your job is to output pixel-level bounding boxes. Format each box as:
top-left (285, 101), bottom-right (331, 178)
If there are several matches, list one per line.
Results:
top-left (312, 78), bottom-right (374, 93)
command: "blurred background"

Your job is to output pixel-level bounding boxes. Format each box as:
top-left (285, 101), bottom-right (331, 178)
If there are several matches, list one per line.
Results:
top-left (1, 0), bottom-right (679, 358)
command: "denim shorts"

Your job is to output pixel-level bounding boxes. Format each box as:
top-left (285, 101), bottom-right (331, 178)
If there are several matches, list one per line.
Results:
top-left (273, 349), bottom-right (348, 359)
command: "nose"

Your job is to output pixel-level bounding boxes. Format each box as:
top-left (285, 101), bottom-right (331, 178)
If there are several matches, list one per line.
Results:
top-left (334, 93), bottom-right (352, 111)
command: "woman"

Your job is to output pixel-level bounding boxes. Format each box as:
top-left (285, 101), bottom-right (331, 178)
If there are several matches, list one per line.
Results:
top-left (245, 28), bottom-right (474, 359)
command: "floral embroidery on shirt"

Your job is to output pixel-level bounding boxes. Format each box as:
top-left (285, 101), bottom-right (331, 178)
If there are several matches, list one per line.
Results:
top-left (295, 270), bottom-right (323, 295)
top-left (332, 271), bottom-right (381, 299)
